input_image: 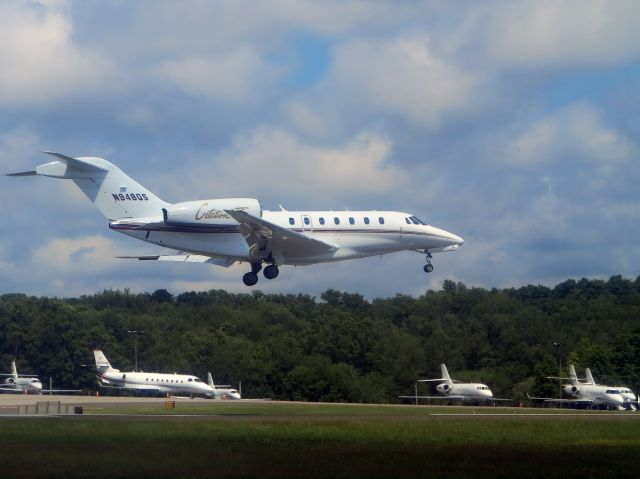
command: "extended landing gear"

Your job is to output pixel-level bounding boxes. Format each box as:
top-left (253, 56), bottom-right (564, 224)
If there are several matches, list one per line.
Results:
top-left (242, 262), bottom-right (279, 286)
top-left (263, 264), bottom-right (279, 280)
top-left (423, 252), bottom-right (434, 273)
top-left (242, 272), bottom-right (259, 286)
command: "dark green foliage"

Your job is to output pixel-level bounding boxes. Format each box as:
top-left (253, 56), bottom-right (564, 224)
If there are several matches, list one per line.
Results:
top-left (1, 275), bottom-right (640, 401)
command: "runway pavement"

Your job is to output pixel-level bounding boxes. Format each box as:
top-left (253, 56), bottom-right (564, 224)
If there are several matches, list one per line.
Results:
top-left (2, 394), bottom-right (640, 420)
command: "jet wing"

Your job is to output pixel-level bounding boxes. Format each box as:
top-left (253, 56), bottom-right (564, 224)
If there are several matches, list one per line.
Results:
top-left (41, 389), bottom-right (82, 394)
top-left (399, 395), bottom-right (452, 400)
top-left (399, 395), bottom-right (511, 401)
top-left (398, 395), bottom-right (471, 400)
top-left (527, 395), bottom-right (593, 404)
top-left (224, 209), bottom-right (336, 261)
top-left (118, 254), bottom-right (235, 268)
top-left (98, 382), bottom-right (162, 393)
top-left (0, 388), bottom-right (25, 394)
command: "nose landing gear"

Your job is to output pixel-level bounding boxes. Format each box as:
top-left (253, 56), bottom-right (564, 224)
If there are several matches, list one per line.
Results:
top-left (423, 252), bottom-right (434, 273)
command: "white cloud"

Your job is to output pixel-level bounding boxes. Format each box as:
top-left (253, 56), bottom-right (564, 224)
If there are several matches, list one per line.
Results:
top-left (181, 127), bottom-right (407, 204)
top-left (0, 128), bottom-right (41, 170)
top-left (474, 0), bottom-right (640, 69)
top-left (31, 235), bottom-right (125, 273)
top-left (154, 47), bottom-right (275, 104)
top-left (324, 34), bottom-right (479, 129)
top-left (505, 103), bottom-right (635, 167)
top-left (0, 1), bottom-right (114, 106)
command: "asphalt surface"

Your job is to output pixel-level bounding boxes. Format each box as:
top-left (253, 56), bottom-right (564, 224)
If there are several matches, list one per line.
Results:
top-left (2, 394), bottom-right (640, 421)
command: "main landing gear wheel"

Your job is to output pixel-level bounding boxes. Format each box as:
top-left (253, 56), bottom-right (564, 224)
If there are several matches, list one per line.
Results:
top-left (263, 264), bottom-right (279, 280)
top-left (242, 272), bottom-right (259, 286)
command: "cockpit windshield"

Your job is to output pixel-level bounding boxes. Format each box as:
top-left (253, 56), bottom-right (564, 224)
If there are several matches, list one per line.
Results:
top-left (409, 216), bottom-right (427, 225)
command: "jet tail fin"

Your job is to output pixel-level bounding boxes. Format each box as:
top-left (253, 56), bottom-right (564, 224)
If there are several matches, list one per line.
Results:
top-left (585, 368), bottom-right (595, 385)
top-left (441, 364), bottom-right (453, 384)
top-left (94, 349), bottom-right (117, 374)
top-left (207, 372), bottom-right (216, 390)
top-left (569, 364), bottom-right (578, 385)
top-left (10, 361), bottom-right (17, 380)
top-left (8, 152), bottom-right (168, 220)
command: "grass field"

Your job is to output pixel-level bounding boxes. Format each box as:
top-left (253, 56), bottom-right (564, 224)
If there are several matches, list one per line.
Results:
top-left (1, 402), bottom-right (639, 478)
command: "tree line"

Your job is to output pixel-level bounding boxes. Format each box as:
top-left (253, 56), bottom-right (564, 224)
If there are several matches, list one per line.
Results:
top-left (1, 275), bottom-right (640, 402)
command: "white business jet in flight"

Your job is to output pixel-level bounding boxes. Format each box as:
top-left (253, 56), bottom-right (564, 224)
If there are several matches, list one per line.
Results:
top-left (400, 364), bottom-right (510, 404)
top-left (207, 372), bottom-right (241, 400)
top-left (0, 361), bottom-right (80, 394)
top-left (9, 153), bottom-right (463, 286)
top-left (94, 349), bottom-right (214, 397)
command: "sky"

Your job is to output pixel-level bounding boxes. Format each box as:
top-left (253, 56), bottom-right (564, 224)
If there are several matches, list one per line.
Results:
top-left (1, 0), bottom-right (639, 299)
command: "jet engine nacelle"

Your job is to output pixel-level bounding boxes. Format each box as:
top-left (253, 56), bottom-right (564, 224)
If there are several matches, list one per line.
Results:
top-left (437, 383), bottom-right (451, 394)
top-left (565, 385), bottom-right (579, 396)
top-left (163, 198), bottom-right (261, 225)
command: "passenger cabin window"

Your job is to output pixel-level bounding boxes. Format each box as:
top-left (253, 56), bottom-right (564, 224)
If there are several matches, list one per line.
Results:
top-left (289, 217), bottom-right (295, 225)
top-left (378, 217), bottom-right (385, 224)
top-left (334, 217), bottom-right (340, 225)
top-left (319, 217), bottom-right (325, 225)
top-left (364, 217), bottom-right (370, 225)
top-left (188, 378), bottom-right (193, 382)
top-left (303, 217), bottom-right (310, 225)
top-left (349, 217), bottom-right (355, 225)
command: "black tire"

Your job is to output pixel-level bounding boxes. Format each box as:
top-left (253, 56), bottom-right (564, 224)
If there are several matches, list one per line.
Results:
top-left (242, 272), bottom-right (259, 286)
top-left (263, 264), bottom-right (279, 280)
top-left (424, 264), bottom-right (434, 273)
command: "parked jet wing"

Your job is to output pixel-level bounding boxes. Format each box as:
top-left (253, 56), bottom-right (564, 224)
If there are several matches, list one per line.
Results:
top-left (399, 395), bottom-right (511, 401)
top-left (224, 209), bottom-right (336, 260)
top-left (117, 254), bottom-right (235, 267)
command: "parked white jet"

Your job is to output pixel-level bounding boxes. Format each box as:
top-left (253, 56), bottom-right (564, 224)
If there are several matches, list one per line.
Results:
top-left (583, 368), bottom-right (637, 411)
top-left (0, 361), bottom-right (80, 394)
top-left (207, 372), bottom-right (241, 400)
top-left (400, 364), bottom-right (510, 404)
top-left (9, 153), bottom-right (463, 286)
top-left (94, 349), bottom-right (214, 397)
top-left (532, 364), bottom-right (626, 410)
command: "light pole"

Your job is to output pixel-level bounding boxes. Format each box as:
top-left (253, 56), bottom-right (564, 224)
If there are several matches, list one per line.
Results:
top-left (127, 330), bottom-right (145, 371)
top-left (553, 342), bottom-right (562, 399)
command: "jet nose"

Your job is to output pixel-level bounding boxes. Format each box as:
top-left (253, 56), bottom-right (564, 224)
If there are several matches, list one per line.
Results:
top-left (451, 233), bottom-right (464, 246)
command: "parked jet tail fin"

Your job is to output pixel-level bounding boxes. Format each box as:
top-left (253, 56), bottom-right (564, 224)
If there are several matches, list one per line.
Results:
top-left (569, 364), bottom-right (578, 385)
top-left (585, 368), bottom-right (595, 385)
top-left (10, 361), bottom-right (17, 380)
top-left (94, 349), bottom-right (117, 374)
top-left (441, 364), bottom-right (453, 384)
top-left (8, 152), bottom-right (169, 221)
top-left (207, 372), bottom-right (215, 390)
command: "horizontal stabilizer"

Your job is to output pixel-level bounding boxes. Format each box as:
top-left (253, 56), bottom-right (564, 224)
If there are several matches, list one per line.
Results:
top-left (118, 254), bottom-right (235, 268)
top-left (418, 378), bottom-right (462, 383)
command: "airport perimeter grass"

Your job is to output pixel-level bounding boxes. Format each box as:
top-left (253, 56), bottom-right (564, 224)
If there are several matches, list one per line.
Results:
top-left (1, 403), bottom-right (639, 478)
